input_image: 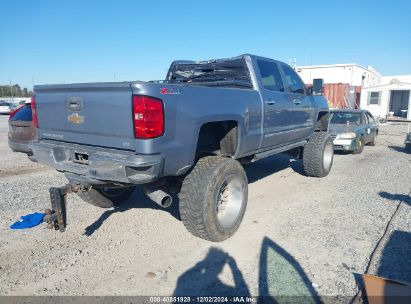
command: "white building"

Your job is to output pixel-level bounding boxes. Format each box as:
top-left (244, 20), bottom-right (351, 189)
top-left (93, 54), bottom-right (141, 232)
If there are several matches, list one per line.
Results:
top-left (296, 63), bottom-right (381, 87)
top-left (296, 63), bottom-right (411, 119)
top-left (359, 77), bottom-right (411, 119)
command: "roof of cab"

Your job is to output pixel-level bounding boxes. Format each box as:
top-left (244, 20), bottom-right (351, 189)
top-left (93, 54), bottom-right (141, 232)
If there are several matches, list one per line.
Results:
top-left (330, 109), bottom-right (369, 113)
top-left (171, 54), bottom-right (287, 66)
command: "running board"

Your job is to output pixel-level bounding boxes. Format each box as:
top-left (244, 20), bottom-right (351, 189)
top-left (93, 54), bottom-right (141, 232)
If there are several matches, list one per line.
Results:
top-left (254, 140), bottom-right (307, 160)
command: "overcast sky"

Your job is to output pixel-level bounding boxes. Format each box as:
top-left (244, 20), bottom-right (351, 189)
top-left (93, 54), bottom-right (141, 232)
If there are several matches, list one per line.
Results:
top-left (1, 0), bottom-right (410, 89)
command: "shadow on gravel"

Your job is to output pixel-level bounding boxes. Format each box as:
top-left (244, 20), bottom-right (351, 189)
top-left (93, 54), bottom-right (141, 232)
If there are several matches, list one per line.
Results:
top-left (173, 238), bottom-right (321, 301)
top-left (84, 153), bottom-right (309, 236)
top-left (173, 247), bottom-right (250, 296)
top-left (375, 191), bottom-right (411, 282)
top-left (245, 154), bottom-right (304, 183)
top-left (377, 230), bottom-right (411, 283)
top-left (388, 145), bottom-right (410, 154)
top-left (379, 191), bottom-right (411, 206)
top-left (83, 188), bottom-right (181, 236)
top-left (259, 237), bottom-right (321, 303)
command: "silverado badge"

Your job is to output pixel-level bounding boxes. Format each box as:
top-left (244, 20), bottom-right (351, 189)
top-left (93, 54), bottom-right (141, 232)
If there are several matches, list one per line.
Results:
top-left (68, 113), bottom-right (84, 124)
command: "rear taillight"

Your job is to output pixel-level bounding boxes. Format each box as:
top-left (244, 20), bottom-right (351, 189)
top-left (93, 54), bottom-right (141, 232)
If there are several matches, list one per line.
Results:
top-left (31, 96), bottom-right (39, 128)
top-left (8, 105), bottom-right (24, 121)
top-left (132, 95), bottom-right (164, 139)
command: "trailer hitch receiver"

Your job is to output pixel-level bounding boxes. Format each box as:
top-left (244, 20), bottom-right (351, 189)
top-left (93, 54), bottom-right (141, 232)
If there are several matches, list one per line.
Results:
top-left (43, 184), bottom-right (79, 232)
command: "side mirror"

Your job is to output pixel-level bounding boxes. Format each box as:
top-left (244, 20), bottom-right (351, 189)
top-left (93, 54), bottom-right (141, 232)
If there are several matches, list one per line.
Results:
top-left (313, 78), bottom-right (324, 95)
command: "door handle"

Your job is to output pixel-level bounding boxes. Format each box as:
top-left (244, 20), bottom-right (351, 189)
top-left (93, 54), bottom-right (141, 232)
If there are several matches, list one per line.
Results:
top-left (292, 99), bottom-right (301, 105)
top-left (265, 100), bottom-right (276, 105)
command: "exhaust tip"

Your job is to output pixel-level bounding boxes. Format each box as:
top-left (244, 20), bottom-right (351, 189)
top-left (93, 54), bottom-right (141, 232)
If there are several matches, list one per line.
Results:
top-left (143, 185), bottom-right (173, 208)
top-left (161, 196), bottom-right (172, 208)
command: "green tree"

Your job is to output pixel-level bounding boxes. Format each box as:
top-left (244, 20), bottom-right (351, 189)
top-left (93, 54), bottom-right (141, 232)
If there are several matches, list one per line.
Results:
top-left (0, 84), bottom-right (32, 97)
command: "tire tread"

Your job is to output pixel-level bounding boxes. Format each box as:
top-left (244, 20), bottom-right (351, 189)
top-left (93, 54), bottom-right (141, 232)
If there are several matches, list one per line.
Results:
top-left (303, 131), bottom-right (333, 177)
top-left (179, 156), bottom-right (247, 241)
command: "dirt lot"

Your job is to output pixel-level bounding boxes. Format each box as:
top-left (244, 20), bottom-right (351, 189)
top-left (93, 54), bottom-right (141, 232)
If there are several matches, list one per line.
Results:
top-left (0, 115), bottom-right (410, 299)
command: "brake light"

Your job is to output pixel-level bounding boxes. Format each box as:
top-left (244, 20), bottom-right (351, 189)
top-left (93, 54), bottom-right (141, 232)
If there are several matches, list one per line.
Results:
top-left (132, 95), bottom-right (164, 139)
top-left (31, 96), bottom-right (39, 128)
top-left (8, 105), bottom-right (24, 121)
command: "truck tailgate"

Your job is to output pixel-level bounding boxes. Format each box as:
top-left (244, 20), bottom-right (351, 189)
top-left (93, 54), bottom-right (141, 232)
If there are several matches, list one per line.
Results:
top-left (34, 82), bottom-right (135, 150)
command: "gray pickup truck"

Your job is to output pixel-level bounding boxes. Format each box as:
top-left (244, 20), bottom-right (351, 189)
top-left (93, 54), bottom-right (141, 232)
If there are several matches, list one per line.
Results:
top-left (30, 54), bottom-right (333, 241)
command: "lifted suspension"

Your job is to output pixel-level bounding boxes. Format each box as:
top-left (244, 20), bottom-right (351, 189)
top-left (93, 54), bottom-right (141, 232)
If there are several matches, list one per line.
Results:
top-left (43, 184), bottom-right (80, 232)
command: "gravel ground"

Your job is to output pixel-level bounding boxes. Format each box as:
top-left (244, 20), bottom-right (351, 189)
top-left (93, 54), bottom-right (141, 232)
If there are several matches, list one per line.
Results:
top-left (0, 115), bottom-right (410, 299)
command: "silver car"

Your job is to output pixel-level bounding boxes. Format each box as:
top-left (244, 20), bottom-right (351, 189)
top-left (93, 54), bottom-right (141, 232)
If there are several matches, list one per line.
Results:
top-left (329, 110), bottom-right (378, 154)
top-left (0, 102), bottom-right (17, 114)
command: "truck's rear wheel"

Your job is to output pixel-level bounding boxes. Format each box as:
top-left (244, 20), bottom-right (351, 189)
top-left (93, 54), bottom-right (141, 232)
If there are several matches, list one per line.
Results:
top-left (303, 131), bottom-right (334, 177)
top-left (77, 186), bottom-right (135, 208)
top-left (179, 156), bottom-right (248, 242)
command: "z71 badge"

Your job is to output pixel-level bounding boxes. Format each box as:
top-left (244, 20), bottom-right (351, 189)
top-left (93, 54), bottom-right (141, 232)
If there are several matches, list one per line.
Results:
top-left (160, 88), bottom-right (181, 95)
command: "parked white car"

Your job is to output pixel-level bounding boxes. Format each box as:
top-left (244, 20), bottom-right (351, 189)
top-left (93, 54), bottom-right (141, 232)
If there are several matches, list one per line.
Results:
top-left (0, 102), bottom-right (17, 114)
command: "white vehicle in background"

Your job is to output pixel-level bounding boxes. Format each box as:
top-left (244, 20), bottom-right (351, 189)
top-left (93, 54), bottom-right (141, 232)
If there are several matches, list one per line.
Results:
top-left (0, 102), bottom-right (17, 115)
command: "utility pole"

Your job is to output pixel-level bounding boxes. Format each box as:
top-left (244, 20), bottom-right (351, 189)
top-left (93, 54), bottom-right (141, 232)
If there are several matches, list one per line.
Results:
top-left (10, 80), bottom-right (14, 101)
top-left (289, 58), bottom-right (297, 69)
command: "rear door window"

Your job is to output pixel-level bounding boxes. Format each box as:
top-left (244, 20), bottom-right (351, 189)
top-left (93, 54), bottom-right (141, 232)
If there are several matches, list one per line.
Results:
top-left (280, 64), bottom-right (305, 94)
top-left (257, 60), bottom-right (285, 92)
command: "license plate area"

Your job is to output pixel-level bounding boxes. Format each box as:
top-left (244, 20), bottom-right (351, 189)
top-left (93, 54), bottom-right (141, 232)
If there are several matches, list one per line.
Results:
top-left (73, 152), bottom-right (89, 165)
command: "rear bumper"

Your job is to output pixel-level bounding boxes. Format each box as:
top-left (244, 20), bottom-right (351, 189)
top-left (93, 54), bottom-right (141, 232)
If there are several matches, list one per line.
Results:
top-left (30, 140), bottom-right (163, 185)
top-left (8, 137), bottom-right (33, 155)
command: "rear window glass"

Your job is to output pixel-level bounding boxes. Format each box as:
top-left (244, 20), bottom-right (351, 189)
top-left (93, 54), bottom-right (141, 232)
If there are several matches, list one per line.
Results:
top-left (0, 102), bottom-right (11, 106)
top-left (167, 58), bottom-right (252, 88)
top-left (10, 105), bottom-right (32, 121)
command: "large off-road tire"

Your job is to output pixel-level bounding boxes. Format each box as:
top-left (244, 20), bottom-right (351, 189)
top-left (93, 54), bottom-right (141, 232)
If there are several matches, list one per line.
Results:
top-left (303, 131), bottom-right (334, 177)
top-left (179, 156), bottom-right (248, 242)
top-left (77, 186), bottom-right (136, 208)
top-left (353, 137), bottom-right (365, 154)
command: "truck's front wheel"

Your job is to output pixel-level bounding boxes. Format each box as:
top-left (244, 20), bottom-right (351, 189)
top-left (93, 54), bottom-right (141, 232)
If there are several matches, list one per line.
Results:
top-left (303, 131), bottom-right (334, 177)
top-left (179, 156), bottom-right (248, 242)
top-left (77, 186), bottom-right (136, 208)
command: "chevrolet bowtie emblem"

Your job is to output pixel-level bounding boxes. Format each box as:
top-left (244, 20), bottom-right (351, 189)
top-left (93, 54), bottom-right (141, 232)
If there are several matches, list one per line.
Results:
top-left (68, 113), bottom-right (84, 124)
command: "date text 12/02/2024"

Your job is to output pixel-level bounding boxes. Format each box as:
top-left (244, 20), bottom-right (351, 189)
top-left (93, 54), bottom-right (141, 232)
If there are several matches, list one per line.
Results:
top-left (149, 297), bottom-right (257, 303)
